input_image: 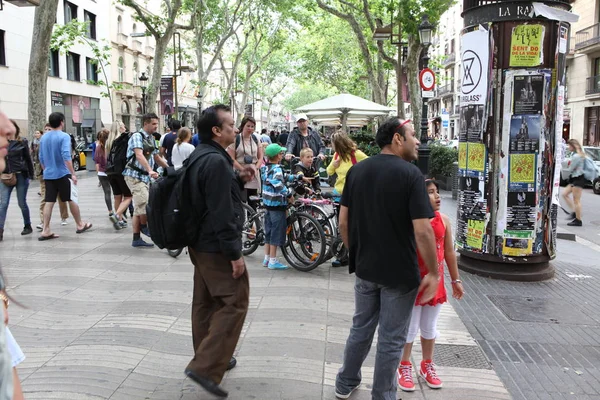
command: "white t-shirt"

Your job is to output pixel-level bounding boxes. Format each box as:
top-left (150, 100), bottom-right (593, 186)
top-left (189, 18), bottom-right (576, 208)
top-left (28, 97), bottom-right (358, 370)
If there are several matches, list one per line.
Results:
top-left (171, 142), bottom-right (195, 170)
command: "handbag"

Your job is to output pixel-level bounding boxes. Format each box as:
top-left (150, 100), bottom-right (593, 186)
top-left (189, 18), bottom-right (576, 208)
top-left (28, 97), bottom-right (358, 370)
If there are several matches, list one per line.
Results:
top-left (1, 173), bottom-right (16, 187)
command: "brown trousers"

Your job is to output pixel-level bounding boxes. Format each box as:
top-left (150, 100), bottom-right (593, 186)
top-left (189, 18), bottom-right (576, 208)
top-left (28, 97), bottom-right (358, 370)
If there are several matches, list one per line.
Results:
top-left (39, 177), bottom-right (68, 221)
top-left (187, 248), bottom-right (249, 383)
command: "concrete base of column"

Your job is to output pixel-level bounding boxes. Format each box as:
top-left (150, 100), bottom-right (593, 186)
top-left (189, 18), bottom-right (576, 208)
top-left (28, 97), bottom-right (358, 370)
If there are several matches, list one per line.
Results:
top-left (457, 252), bottom-right (555, 282)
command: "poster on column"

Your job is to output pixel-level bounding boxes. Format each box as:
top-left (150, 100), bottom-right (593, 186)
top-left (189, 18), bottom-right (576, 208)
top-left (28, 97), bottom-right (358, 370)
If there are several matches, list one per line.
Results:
top-left (509, 153), bottom-right (536, 191)
top-left (509, 115), bottom-right (541, 153)
top-left (461, 28), bottom-right (490, 107)
top-left (510, 24), bottom-right (544, 67)
top-left (503, 234), bottom-right (533, 256)
top-left (456, 176), bottom-right (487, 251)
top-left (506, 191), bottom-right (536, 231)
top-left (513, 75), bottom-right (544, 115)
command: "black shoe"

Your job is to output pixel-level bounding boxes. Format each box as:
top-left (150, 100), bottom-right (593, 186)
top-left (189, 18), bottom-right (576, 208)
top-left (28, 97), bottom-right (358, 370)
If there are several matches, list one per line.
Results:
top-left (21, 225), bottom-right (33, 235)
top-left (566, 212), bottom-right (576, 220)
top-left (331, 258), bottom-right (349, 267)
top-left (227, 357), bottom-right (237, 371)
top-left (567, 218), bottom-right (582, 226)
top-left (184, 369), bottom-right (228, 398)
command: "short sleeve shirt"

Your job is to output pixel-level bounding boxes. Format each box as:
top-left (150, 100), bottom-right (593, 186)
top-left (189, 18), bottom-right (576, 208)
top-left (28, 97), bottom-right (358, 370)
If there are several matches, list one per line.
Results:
top-left (341, 154), bottom-right (434, 291)
top-left (122, 130), bottom-right (158, 184)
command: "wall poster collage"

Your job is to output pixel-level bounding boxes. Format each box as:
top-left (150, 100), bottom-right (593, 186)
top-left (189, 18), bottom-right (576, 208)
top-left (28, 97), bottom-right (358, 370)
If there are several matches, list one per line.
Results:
top-left (456, 26), bottom-right (492, 253)
top-left (499, 68), bottom-right (552, 257)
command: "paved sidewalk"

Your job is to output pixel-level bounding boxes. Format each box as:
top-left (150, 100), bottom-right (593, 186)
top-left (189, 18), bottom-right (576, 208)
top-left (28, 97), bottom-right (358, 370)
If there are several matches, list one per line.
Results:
top-left (0, 175), bottom-right (510, 399)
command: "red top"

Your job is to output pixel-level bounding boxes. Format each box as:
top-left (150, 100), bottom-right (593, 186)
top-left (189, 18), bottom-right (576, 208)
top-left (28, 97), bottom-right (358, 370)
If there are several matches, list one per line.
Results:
top-left (415, 211), bottom-right (447, 306)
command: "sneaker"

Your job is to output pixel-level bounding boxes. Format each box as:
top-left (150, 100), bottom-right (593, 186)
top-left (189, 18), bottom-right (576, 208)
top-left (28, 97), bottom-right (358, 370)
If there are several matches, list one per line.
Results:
top-left (132, 238), bottom-right (154, 248)
top-left (21, 225), bottom-right (33, 236)
top-left (141, 226), bottom-right (151, 237)
top-left (397, 361), bottom-right (416, 392)
top-left (109, 213), bottom-right (118, 224)
top-left (335, 385), bottom-right (359, 399)
top-left (113, 220), bottom-right (127, 231)
top-left (566, 212), bottom-right (576, 220)
top-left (36, 223), bottom-right (43, 231)
top-left (262, 258), bottom-right (269, 267)
top-left (420, 360), bottom-right (442, 389)
top-left (268, 261), bottom-right (289, 270)
top-left (61, 219), bottom-right (68, 226)
top-left (567, 218), bottom-right (582, 226)
top-left (118, 220), bottom-right (127, 229)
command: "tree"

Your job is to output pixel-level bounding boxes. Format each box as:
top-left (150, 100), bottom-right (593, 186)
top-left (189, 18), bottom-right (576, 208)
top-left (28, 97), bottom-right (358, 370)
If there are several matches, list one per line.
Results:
top-left (283, 83), bottom-right (337, 111)
top-left (118, 0), bottom-right (192, 114)
top-left (28, 0), bottom-right (59, 136)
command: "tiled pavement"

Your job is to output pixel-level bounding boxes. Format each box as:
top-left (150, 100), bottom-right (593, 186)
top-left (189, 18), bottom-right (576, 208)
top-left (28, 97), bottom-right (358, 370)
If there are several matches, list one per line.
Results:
top-left (0, 174), bottom-right (512, 399)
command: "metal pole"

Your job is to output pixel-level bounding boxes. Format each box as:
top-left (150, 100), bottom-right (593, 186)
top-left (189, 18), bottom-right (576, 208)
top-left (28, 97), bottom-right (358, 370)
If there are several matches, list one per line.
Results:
top-left (141, 88), bottom-right (146, 114)
top-left (421, 47), bottom-right (430, 142)
top-left (397, 42), bottom-right (402, 117)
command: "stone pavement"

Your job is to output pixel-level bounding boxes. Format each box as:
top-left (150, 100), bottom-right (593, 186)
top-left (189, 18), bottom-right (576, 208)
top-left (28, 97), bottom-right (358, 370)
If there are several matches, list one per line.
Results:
top-left (440, 193), bottom-right (600, 400)
top-left (0, 174), bottom-right (510, 399)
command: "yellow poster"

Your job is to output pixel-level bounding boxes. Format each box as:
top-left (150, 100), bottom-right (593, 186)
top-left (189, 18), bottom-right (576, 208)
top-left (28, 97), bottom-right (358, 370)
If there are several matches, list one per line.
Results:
top-left (510, 24), bottom-right (544, 67)
top-left (467, 143), bottom-right (485, 172)
top-left (458, 143), bottom-right (467, 170)
top-left (503, 237), bottom-right (533, 256)
top-left (466, 219), bottom-right (485, 250)
top-left (510, 154), bottom-right (536, 183)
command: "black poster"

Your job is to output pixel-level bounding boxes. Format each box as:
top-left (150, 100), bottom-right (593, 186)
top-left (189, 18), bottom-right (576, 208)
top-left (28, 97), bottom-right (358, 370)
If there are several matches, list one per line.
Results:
top-left (459, 105), bottom-right (484, 142)
top-left (513, 75), bottom-right (544, 115)
top-left (509, 115), bottom-right (541, 153)
top-left (506, 191), bottom-right (536, 230)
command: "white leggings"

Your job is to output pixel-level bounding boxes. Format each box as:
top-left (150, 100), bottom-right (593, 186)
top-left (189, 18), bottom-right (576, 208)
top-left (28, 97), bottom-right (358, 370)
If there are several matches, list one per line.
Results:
top-left (406, 303), bottom-right (443, 343)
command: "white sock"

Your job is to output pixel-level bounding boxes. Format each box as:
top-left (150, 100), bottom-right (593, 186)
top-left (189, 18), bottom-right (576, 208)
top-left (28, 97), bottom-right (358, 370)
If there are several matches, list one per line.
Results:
top-left (269, 257), bottom-right (277, 264)
top-left (263, 255), bottom-right (269, 263)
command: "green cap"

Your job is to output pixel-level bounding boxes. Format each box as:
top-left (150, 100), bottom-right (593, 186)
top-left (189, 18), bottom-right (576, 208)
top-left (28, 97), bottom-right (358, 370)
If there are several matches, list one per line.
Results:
top-left (265, 143), bottom-right (286, 158)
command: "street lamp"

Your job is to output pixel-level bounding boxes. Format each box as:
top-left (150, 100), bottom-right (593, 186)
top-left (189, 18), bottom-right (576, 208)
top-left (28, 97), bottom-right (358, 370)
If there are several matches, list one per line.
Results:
top-left (418, 14), bottom-right (434, 142)
top-left (373, 20), bottom-right (407, 117)
top-left (139, 72), bottom-right (149, 114)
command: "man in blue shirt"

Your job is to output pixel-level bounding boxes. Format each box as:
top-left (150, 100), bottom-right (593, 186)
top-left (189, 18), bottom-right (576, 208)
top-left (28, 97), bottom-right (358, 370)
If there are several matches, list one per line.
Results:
top-left (123, 113), bottom-right (168, 247)
top-left (159, 119), bottom-right (181, 166)
top-left (38, 112), bottom-right (92, 240)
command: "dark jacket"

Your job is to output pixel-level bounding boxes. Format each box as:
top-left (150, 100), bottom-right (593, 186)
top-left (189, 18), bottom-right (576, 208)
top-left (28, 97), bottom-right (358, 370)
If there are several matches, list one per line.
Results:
top-left (293, 162), bottom-right (321, 195)
top-left (3, 139), bottom-right (34, 179)
top-left (188, 140), bottom-right (245, 261)
top-left (286, 127), bottom-right (325, 157)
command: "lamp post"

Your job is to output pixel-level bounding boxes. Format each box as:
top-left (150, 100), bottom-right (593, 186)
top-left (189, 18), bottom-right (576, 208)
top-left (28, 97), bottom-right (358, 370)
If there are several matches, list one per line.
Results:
top-left (418, 15), bottom-right (434, 143)
top-left (139, 72), bottom-right (149, 114)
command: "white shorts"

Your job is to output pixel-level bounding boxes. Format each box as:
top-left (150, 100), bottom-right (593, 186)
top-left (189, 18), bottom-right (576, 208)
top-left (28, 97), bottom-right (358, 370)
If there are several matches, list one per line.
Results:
top-left (6, 328), bottom-right (25, 367)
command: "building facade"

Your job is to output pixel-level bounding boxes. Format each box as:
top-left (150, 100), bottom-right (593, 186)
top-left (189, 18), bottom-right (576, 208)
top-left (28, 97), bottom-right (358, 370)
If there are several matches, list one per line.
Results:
top-left (0, 0), bottom-right (112, 142)
top-left (564, 0), bottom-right (600, 146)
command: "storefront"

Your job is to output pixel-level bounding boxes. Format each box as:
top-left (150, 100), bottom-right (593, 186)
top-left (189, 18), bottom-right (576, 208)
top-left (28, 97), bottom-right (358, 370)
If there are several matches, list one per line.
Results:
top-left (51, 91), bottom-right (102, 146)
top-left (585, 106), bottom-right (600, 146)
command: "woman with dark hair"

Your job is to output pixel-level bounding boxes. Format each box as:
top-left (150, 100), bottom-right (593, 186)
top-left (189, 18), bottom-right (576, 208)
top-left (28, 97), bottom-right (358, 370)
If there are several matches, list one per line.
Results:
top-left (0, 120), bottom-right (35, 241)
top-left (227, 116), bottom-right (263, 201)
top-left (93, 129), bottom-right (114, 219)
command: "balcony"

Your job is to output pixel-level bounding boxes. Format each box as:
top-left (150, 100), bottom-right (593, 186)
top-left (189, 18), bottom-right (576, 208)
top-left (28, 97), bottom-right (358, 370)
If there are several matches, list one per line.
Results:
top-left (145, 46), bottom-right (155, 58)
top-left (117, 33), bottom-right (129, 49)
top-left (439, 81), bottom-right (455, 97)
top-left (442, 53), bottom-right (456, 67)
top-left (586, 75), bottom-right (600, 96)
top-left (132, 40), bottom-right (142, 55)
top-left (575, 23), bottom-right (600, 53)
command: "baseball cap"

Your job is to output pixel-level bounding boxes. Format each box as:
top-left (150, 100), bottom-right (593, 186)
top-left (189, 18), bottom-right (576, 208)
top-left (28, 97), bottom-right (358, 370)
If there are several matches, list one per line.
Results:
top-left (265, 143), bottom-right (286, 158)
top-left (296, 113), bottom-right (308, 122)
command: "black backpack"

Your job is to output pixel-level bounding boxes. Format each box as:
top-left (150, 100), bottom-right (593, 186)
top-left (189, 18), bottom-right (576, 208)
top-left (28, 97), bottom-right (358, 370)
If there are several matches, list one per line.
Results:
top-left (106, 132), bottom-right (132, 175)
top-left (146, 152), bottom-right (203, 250)
top-left (235, 133), bottom-right (259, 148)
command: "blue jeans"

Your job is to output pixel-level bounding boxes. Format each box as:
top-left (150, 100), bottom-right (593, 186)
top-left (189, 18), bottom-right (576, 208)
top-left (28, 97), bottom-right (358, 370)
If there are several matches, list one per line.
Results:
top-left (336, 277), bottom-right (418, 400)
top-left (0, 173), bottom-right (31, 230)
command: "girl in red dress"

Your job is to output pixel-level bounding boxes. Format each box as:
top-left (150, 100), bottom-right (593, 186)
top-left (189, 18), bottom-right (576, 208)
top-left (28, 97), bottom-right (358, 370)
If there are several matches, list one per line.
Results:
top-left (397, 179), bottom-right (464, 392)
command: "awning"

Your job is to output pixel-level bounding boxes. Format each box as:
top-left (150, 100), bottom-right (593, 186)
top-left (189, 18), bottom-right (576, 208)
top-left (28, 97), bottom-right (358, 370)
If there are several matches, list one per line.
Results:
top-left (81, 119), bottom-right (95, 128)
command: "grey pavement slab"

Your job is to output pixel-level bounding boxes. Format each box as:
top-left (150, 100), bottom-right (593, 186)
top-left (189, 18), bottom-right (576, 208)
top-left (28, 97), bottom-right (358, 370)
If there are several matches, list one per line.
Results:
top-left (0, 174), bottom-right (511, 399)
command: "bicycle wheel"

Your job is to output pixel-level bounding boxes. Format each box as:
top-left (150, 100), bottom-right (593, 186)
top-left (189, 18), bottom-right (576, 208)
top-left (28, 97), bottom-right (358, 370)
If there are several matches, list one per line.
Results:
top-left (298, 204), bottom-right (336, 261)
top-left (282, 212), bottom-right (327, 272)
top-left (242, 203), bottom-right (262, 256)
top-left (167, 248), bottom-right (183, 258)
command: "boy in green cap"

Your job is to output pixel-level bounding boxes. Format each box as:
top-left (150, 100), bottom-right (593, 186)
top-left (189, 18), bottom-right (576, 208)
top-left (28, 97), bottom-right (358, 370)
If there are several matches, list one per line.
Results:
top-left (260, 143), bottom-right (292, 270)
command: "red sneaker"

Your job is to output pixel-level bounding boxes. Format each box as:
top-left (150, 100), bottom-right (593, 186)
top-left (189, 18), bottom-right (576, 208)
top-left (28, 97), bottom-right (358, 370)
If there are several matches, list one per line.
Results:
top-left (420, 360), bottom-right (443, 389)
top-left (397, 361), bottom-right (415, 392)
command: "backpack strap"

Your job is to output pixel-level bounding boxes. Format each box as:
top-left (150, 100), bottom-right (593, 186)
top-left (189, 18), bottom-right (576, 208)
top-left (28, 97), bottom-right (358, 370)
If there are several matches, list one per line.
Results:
top-left (351, 151), bottom-right (357, 165)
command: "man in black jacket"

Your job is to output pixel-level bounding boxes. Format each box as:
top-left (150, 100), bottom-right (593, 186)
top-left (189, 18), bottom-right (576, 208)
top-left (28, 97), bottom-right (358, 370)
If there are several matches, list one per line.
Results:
top-left (184, 104), bottom-right (254, 398)
top-left (284, 114), bottom-right (326, 161)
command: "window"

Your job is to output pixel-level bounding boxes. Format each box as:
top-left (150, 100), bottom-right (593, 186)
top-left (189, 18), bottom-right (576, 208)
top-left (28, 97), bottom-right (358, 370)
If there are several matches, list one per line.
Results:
top-left (84, 11), bottom-right (96, 40)
top-left (118, 57), bottom-right (124, 82)
top-left (132, 23), bottom-right (137, 35)
top-left (594, 57), bottom-right (600, 77)
top-left (48, 49), bottom-right (60, 77)
top-left (133, 61), bottom-right (138, 85)
top-left (66, 52), bottom-right (80, 81)
top-left (64, 1), bottom-right (78, 23)
top-left (86, 57), bottom-right (98, 83)
top-left (117, 16), bottom-right (122, 34)
top-left (0, 30), bottom-right (5, 67)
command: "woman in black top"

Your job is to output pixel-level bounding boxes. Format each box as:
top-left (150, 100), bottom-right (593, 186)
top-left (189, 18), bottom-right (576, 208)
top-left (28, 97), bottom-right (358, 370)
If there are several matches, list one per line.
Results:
top-left (0, 120), bottom-right (35, 240)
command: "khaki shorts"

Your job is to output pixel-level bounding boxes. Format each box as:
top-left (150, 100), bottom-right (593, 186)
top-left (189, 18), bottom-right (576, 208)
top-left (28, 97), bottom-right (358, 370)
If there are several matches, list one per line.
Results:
top-left (124, 176), bottom-right (149, 216)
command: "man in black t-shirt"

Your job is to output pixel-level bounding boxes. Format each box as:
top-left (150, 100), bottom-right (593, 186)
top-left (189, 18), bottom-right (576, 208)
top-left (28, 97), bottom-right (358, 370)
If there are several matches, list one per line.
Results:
top-left (334, 118), bottom-right (440, 400)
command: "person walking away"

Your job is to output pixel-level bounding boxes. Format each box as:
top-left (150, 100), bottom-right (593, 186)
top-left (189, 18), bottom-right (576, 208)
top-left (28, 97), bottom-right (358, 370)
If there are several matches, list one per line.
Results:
top-left (93, 129), bottom-right (115, 221)
top-left (183, 104), bottom-right (254, 398)
top-left (326, 132), bottom-right (368, 267)
top-left (397, 179), bottom-right (464, 392)
top-left (0, 120), bottom-right (35, 241)
top-left (259, 128), bottom-right (272, 144)
top-left (334, 118), bottom-right (440, 400)
top-left (261, 143), bottom-right (293, 270)
top-left (38, 112), bottom-right (92, 240)
top-left (106, 120), bottom-right (133, 230)
top-left (278, 130), bottom-right (289, 147)
top-left (227, 116), bottom-right (263, 202)
top-left (285, 114), bottom-right (326, 162)
top-left (122, 113), bottom-right (167, 247)
top-left (293, 147), bottom-right (321, 195)
top-left (160, 119), bottom-right (181, 167)
top-left (562, 139), bottom-right (588, 227)
top-left (36, 124), bottom-right (69, 231)
top-left (171, 127), bottom-right (195, 170)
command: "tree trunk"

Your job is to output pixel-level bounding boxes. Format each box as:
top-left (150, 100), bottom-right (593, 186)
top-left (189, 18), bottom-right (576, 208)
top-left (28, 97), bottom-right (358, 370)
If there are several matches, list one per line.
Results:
top-left (28, 0), bottom-right (59, 137)
top-left (406, 37), bottom-right (423, 139)
top-left (146, 34), bottom-right (172, 114)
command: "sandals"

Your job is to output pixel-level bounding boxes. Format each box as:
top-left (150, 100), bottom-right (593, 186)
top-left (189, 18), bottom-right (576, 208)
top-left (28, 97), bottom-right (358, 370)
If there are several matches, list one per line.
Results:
top-left (76, 223), bottom-right (93, 234)
top-left (38, 233), bottom-right (60, 241)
